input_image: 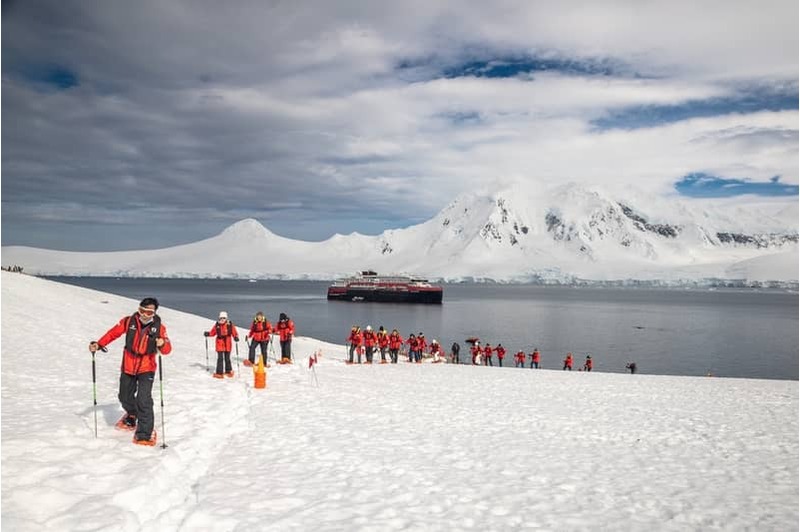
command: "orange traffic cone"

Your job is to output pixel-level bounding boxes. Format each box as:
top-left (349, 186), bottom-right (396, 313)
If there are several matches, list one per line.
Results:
top-left (254, 354), bottom-right (267, 389)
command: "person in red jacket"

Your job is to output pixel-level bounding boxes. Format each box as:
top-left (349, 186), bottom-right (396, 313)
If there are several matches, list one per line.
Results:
top-left (471, 341), bottom-right (482, 365)
top-left (406, 334), bottom-right (418, 363)
top-left (430, 339), bottom-right (444, 363)
top-left (89, 297), bottom-right (171, 445)
top-left (416, 333), bottom-right (427, 364)
top-left (563, 352), bottom-right (573, 371)
top-left (245, 311), bottom-right (272, 367)
top-left (377, 326), bottom-right (390, 364)
top-left (362, 325), bottom-right (378, 364)
top-left (276, 312), bottom-right (295, 363)
top-left (346, 325), bottom-right (363, 364)
top-left (388, 329), bottom-right (403, 364)
top-left (483, 343), bottom-right (494, 366)
top-left (495, 343), bottom-right (506, 367)
top-left (531, 348), bottom-right (541, 369)
top-left (205, 311), bottom-right (239, 378)
top-left (514, 350), bottom-right (526, 368)
top-left (583, 354), bottom-right (593, 372)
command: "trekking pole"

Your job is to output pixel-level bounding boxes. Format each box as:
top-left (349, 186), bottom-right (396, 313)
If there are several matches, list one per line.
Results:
top-left (234, 338), bottom-right (241, 377)
top-left (158, 352), bottom-right (168, 449)
top-left (90, 345), bottom-right (107, 438)
top-left (91, 352), bottom-right (98, 438)
top-left (269, 335), bottom-right (277, 364)
top-left (204, 336), bottom-right (209, 372)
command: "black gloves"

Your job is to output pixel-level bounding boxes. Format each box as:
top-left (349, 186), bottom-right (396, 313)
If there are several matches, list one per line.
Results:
top-left (204, 331), bottom-right (210, 337)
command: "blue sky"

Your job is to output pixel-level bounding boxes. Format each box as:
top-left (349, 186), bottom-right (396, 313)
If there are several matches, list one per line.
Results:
top-left (1, 1), bottom-right (797, 251)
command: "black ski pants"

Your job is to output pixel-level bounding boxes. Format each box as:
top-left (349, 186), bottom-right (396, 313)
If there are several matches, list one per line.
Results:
top-left (119, 371), bottom-right (155, 440)
top-left (216, 351), bottom-right (232, 374)
top-left (249, 340), bottom-right (268, 364)
top-left (280, 340), bottom-right (292, 361)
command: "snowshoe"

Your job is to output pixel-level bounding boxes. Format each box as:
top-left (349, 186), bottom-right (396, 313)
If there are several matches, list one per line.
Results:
top-left (243, 360), bottom-right (253, 367)
top-left (133, 431), bottom-right (157, 447)
top-left (115, 414), bottom-right (136, 431)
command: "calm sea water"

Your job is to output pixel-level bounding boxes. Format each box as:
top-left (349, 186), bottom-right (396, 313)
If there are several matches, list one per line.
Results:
top-left (51, 277), bottom-right (799, 381)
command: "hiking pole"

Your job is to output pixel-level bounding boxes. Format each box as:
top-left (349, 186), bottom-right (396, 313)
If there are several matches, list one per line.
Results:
top-left (90, 345), bottom-right (107, 438)
top-left (204, 336), bottom-right (209, 372)
top-left (91, 352), bottom-right (98, 438)
top-left (158, 352), bottom-right (168, 449)
top-left (234, 338), bottom-right (241, 377)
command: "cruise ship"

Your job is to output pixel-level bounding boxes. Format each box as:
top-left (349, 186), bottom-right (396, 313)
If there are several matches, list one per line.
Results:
top-left (327, 271), bottom-right (443, 304)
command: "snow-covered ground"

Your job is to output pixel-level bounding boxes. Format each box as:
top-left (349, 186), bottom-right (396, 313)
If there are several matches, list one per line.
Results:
top-left (1, 272), bottom-right (797, 530)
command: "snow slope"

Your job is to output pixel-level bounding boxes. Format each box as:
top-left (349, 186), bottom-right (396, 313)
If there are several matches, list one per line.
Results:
top-left (1, 272), bottom-right (798, 530)
top-left (3, 183), bottom-right (797, 283)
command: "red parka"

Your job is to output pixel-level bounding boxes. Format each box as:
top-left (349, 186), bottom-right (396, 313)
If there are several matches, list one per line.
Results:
top-left (347, 329), bottom-right (364, 347)
top-left (363, 330), bottom-right (378, 347)
top-left (276, 318), bottom-right (295, 342)
top-left (531, 350), bottom-right (541, 363)
top-left (248, 319), bottom-right (272, 342)
top-left (377, 331), bottom-right (390, 349)
top-left (208, 321), bottom-right (239, 352)
top-left (388, 332), bottom-right (404, 350)
top-left (514, 351), bottom-right (525, 364)
top-left (97, 314), bottom-right (171, 375)
top-left (495, 345), bottom-right (506, 360)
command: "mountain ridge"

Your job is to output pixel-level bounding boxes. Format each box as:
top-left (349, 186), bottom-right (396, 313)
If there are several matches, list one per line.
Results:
top-left (3, 183), bottom-right (797, 285)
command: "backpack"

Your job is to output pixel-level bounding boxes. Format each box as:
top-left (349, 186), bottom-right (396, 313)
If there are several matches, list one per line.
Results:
top-left (125, 314), bottom-right (162, 356)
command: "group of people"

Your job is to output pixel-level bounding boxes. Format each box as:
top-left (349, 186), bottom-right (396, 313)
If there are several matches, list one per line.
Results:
top-left (346, 326), bottom-right (450, 364)
top-left (204, 311), bottom-right (296, 377)
top-left (343, 328), bottom-right (599, 371)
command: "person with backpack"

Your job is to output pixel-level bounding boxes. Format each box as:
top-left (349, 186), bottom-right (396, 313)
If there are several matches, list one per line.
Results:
top-left (89, 297), bottom-right (171, 446)
top-left (245, 311), bottom-right (272, 367)
top-left (450, 341), bottom-right (461, 364)
top-left (483, 343), bottom-right (494, 366)
top-left (377, 326), bottom-right (390, 364)
top-left (388, 329), bottom-right (404, 364)
top-left (531, 348), bottom-right (541, 369)
top-left (514, 350), bottom-right (526, 368)
top-left (346, 325), bottom-right (363, 364)
top-left (583, 355), bottom-right (593, 372)
top-left (406, 334), bottom-right (418, 363)
top-left (495, 343), bottom-right (506, 367)
top-left (205, 311), bottom-right (239, 378)
top-left (362, 325), bottom-right (378, 364)
top-left (276, 312), bottom-right (295, 363)
top-left (626, 361), bottom-right (637, 374)
top-left (416, 333), bottom-right (427, 364)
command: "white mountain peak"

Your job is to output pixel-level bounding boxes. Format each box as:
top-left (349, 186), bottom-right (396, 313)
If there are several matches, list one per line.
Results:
top-left (2, 183), bottom-right (797, 284)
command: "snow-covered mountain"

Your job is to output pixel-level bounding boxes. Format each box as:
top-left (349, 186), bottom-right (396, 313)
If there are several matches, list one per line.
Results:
top-left (3, 182), bottom-right (798, 284)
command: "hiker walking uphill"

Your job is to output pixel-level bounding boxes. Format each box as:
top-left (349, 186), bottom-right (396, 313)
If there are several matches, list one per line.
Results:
top-left (563, 352), bottom-right (573, 371)
top-left (205, 311), bottom-right (239, 378)
top-left (530, 348), bottom-right (541, 369)
top-left (583, 355), bottom-right (593, 372)
top-left (363, 325), bottom-right (378, 364)
top-left (89, 297), bottom-right (171, 446)
top-left (377, 326), bottom-right (390, 364)
top-left (276, 313), bottom-right (295, 364)
top-left (246, 312), bottom-right (272, 367)
top-left (514, 350), bottom-right (526, 368)
top-left (388, 329), bottom-right (403, 364)
top-left (483, 343), bottom-right (493, 366)
top-left (346, 326), bottom-right (364, 364)
top-left (495, 343), bottom-right (506, 367)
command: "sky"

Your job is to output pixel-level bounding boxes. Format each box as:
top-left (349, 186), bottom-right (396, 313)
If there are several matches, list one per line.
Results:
top-left (1, 1), bottom-right (798, 251)
top-left (2, 271), bottom-right (798, 529)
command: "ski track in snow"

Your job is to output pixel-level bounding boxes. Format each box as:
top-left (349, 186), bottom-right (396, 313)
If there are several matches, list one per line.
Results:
top-left (1, 272), bottom-right (798, 531)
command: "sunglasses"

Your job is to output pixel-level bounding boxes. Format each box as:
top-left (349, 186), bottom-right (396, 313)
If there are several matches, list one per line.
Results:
top-left (138, 306), bottom-right (156, 316)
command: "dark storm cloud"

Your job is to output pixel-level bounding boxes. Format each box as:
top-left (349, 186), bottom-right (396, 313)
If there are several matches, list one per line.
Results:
top-left (2, 1), bottom-right (797, 250)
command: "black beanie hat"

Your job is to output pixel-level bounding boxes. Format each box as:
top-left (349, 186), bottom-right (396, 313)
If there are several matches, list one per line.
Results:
top-left (139, 297), bottom-right (159, 310)
top-left (280, 312), bottom-right (287, 320)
